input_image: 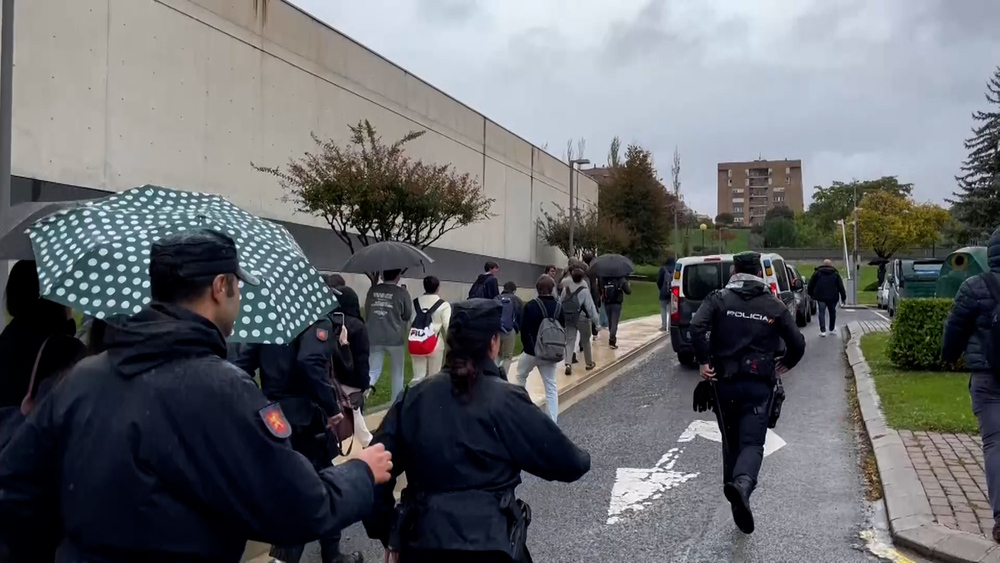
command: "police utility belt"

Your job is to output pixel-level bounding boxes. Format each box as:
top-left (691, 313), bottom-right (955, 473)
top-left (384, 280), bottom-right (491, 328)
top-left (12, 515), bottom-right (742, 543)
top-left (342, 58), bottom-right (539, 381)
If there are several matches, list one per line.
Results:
top-left (718, 351), bottom-right (785, 429)
top-left (389, 488), bottom-right (531, 561)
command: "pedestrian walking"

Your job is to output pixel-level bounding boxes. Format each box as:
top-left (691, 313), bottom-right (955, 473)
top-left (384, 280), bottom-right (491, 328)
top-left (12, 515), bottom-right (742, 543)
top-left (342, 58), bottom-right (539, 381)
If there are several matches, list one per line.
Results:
top-left (942, 227), bottom-right (1000, 542)
top-left (601, 276), bottom-right (632, 349)
top-left (0, 260), bottom-right (79, 409)
top-left (366, 269), bottom-right (414, 404)
top-left (657, 256), bottom-right (676, 331)
top-left (545, 265), bottom-right (558, 279)
top-left (690, 251), bottom-right (806, 534)
top-left (807, 259), bottom-right (847, 336)
top-left (0, 230), bottom-right (392, 562)
top-left (497, 281), bottom-right (524, 375)
top-left (329, 284), bottom-right (374, 446)
top-left (363, 298), bottom-right (591, 562)
top-left (515, 275), bottom-right (564, 421)
top-left (469, 261), bottom-right (501, 299)
top-left (560, 267), bottom-right (600, 375)
top-left (409, 276), bottom-right (451, 382)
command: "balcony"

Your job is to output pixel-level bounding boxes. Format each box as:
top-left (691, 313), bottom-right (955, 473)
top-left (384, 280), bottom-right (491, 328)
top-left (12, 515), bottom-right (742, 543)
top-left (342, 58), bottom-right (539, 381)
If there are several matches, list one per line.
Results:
top-left (748, 177), bottom-right (769, 188)
top-left (748, 168), bottom-right (770, 178)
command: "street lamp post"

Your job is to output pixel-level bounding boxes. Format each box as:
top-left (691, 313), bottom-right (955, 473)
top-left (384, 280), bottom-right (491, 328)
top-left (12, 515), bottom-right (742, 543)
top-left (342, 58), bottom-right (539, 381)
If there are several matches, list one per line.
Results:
top-left (852, 182), bottom-right (859, 306)
top-left (567, 158), bottom-right (590, 258)
top-left (699, 223), bottom-right (707, 254)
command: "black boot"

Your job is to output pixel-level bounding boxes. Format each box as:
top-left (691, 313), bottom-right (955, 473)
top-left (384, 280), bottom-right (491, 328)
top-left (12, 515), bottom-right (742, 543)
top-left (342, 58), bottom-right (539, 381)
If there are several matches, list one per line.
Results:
top-left (724, 476), bottom-right (755, 534)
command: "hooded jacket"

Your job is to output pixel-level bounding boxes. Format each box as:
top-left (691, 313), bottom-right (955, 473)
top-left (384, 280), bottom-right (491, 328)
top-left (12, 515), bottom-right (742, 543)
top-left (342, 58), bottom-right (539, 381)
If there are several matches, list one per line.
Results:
top-left (943, 229), bottom-right (1000, 371)
top-left (690, 273), bottom-right (806, 374)
top-left (0, 303), bottom-right (374, 562)
top-left (807, 265), bottom-right (847, 304)
top-left (337, 286), bottom-right (372, 390)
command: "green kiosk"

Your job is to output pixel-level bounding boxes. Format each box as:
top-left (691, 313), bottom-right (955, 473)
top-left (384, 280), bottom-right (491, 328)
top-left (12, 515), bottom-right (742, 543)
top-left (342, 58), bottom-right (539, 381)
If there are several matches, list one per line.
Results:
top-left (936, 247), bottom-right (989, 299)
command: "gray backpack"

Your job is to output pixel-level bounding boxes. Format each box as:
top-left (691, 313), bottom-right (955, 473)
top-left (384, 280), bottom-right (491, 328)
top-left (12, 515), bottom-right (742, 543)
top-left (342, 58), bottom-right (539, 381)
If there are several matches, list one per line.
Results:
top-left (533, 298), bottom-right (565, 363)
top-left (561, 286), bottom-right (586, 326)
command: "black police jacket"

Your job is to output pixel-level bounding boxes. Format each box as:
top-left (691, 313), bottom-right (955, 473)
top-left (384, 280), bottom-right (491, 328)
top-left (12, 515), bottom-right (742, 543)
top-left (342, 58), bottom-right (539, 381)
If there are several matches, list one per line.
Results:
top-left (234, 316), bottom-right (344, 423)
top-left (943, 228), bottom-right (1000, 372)
top-left (0, 303), bottom-right (375, 563)
top-left (690, 274), bottom-right (806, 373)
top-left (363, 360), bottom-right (591, 555)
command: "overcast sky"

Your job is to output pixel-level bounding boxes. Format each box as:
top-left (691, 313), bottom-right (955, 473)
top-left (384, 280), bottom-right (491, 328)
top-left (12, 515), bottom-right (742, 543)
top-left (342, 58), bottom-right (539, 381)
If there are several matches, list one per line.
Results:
top-left (291, 0), bottom-right (1000, 215)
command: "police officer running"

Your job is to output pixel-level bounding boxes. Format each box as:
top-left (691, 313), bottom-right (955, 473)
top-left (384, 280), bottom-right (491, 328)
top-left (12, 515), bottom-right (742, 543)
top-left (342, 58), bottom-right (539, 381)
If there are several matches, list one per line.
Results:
top-left (0, 230), bottom-right (392, 562)
top-left (689, 251), bottom-right (806, 534)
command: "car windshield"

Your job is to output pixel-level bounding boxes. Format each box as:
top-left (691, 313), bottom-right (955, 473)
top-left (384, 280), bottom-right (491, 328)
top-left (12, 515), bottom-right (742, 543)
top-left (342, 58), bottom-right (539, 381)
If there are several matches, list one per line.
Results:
top-left (682, 261), bottom-right (734, 300)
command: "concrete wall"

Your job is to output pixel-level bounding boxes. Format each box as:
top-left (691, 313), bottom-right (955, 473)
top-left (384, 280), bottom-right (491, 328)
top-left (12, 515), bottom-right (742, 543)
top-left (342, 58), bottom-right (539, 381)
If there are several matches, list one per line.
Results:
top-left (6, 0), bottom-right (597, 281)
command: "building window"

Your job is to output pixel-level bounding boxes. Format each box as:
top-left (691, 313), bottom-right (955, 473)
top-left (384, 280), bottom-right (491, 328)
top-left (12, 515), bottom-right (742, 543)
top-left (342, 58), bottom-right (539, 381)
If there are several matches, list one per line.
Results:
top-left (774, 195), bottom-right (785, 203)
top-left (768, 168), bottom-right (773, 175)
top-left (727, 169), bottom-right (733, 178)
top-left (727, 178), bottom-right (732, 187)
top-left (785, 167), bottom-right (790, 175)
top-left (768, 177), bottom-right (773, 186)
top-left (744, 178), bottom-right (749, 186)
top-left (732, 188), bottom-right (744, 194)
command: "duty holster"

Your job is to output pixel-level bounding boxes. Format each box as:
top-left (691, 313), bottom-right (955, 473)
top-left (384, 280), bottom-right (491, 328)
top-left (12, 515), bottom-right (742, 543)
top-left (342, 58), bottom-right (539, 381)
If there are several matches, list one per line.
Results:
top-left (767, 376), bottom-right (785, 429)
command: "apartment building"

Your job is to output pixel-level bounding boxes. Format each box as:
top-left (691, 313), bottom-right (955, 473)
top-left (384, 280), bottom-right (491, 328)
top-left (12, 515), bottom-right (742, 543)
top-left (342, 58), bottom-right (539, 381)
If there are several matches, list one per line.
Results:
top-left (717, 159), bottom-right (803, 226)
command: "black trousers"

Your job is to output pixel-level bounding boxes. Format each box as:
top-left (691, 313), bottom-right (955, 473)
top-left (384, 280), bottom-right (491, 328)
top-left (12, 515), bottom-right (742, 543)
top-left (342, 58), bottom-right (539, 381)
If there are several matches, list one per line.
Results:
top-left (401, 548), bottom-right (528, 563)
top-left (713, 378), bottom-right (772, 487)
top-left (271, 422), bottom-right (342, 563)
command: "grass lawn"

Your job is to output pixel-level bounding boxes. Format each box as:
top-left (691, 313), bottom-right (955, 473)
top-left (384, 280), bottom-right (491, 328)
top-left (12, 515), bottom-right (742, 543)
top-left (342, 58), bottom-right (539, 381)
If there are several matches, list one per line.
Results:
top-left (368, 280), bottom-right (663, 408)
top-left (860, 332), bottom-right (977, 434)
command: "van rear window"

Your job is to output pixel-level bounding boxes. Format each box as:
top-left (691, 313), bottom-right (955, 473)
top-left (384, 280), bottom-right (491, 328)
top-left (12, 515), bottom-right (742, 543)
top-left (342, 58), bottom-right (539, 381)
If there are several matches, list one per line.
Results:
top-left (683, 262), bottom-right (734, 300)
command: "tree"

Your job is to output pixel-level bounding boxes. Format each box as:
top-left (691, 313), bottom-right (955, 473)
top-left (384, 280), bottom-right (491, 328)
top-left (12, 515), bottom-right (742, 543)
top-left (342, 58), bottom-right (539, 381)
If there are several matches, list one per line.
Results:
top-left (599, 144), bottom-right (677, 264)
top-left (762, 218), bottom-right (798, 248)
top-left (806, 176), bottom-right (913, 234)
top-left (608, 136), bottom-right (622, 168)
top-left (714, 212), bottom-right (734, 227)
top-left (857, 192), bottom-right (950, 259)
top-left (254, 120), bottom-right (494, 255)
top-left (670, 147), bottom-right (681, 253)
top-left (537, 203), bottom-right (630, 257)
top-left (950, 66), bottom-right (1000, 238)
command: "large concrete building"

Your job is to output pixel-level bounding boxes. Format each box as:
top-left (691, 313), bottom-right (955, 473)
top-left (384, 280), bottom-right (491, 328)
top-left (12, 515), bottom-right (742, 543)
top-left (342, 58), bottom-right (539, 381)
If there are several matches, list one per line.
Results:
top-left (717, 159), bottom-right (803, 226)
top-left (5, 0), bottom-right (596, 297)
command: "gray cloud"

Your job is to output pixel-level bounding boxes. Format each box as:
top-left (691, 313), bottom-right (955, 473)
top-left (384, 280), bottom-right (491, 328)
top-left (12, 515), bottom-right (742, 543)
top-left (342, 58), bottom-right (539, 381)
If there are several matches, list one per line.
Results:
top-left (415, 0), bottom-right (483, 24)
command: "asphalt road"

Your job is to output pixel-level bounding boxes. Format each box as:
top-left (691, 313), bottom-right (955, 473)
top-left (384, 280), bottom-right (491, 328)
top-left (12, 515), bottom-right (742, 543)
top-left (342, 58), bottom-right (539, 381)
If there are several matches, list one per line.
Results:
top-left (313, 308), bottom-right (895, 562)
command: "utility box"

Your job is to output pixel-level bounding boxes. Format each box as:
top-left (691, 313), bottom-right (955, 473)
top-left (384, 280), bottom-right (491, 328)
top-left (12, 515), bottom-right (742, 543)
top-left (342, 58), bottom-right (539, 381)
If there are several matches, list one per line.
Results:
top-left (936, 247), bottom-right (989, 299)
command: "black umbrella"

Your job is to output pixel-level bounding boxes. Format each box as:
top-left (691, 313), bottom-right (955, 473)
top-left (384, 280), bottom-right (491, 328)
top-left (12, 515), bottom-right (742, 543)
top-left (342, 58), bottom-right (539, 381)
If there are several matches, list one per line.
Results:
top-left (0, 201), bottom-right (78, 260)
top-left (868, 257), bottom-right (889, 266)
top-left (588, 253), bottom-right (635, 278)
top-left (340, 241), bottom-right (433, 274)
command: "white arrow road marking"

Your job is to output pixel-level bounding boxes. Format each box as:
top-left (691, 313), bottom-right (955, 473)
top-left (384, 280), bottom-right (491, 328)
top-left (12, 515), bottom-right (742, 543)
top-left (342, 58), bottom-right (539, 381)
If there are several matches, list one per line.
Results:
top-left (606, 448), bottom-right (699, 524)
top-left (677, 419), bottom-right (787, 457)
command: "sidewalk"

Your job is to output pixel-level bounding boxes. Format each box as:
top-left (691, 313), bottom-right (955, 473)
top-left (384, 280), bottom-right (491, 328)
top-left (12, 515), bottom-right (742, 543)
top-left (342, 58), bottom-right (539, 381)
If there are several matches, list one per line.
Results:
top-left (845, 321), bottom-right (1000, 563)
top-left (242, 314), bottom-right (667, 562)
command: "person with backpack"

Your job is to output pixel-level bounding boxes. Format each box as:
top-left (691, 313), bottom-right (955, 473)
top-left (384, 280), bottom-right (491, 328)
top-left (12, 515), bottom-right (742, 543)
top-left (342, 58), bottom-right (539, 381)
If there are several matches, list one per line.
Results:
top-left (496, 281), bottom-right (524, 375)
top-left (657, 255), bottom-right (676, 331)
top-left (468, 261), bottom-right (501, 300)
top-left (366, 269), bottom-right (414, 405)
top-left (409, 276), bottom-right (452, 382)
top-left (560, 267), bottom-right (601, 375)
top-left (943, 227), bottom-right (1000, 543)
top-left (601, 275), bottom-right (632, 349)
top-left (514, 274), bottom-right (564, 421)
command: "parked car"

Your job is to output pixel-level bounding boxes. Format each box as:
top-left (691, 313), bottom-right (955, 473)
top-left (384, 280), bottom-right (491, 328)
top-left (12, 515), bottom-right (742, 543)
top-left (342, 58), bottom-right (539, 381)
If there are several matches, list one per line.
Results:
top-left (785, 264), bottom-right (812, 327)
top-left (877, 281), bottom-right (890, 309)
top-left (885, 258), bottom-right (945, 317)
top-left (670, 252), bottom-right (796, 366)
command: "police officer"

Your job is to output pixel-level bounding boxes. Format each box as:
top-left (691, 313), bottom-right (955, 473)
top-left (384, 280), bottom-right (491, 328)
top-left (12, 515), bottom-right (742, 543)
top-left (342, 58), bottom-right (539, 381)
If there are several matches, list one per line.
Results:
top-left (0, 229), bottom-right (392, 562)
top-left (689, 251), bottom-right (805, 535)
top-left (235, 299), bottom-right (362, 563)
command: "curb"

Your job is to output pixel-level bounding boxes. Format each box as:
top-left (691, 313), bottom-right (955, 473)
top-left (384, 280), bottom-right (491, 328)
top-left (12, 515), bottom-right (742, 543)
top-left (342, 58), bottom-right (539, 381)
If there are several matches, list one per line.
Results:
top-left (845, 322), bottom-right (1000, 563)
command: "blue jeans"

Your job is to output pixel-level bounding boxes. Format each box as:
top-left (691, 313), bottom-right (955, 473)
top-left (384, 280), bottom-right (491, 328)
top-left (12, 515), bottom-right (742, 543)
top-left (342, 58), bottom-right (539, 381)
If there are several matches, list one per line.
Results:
top-left (369, 344), bottom-right (405, 404)
top-left (660, 299), bottom-right (671, 329)
top-left (817, 300), bottom-right (838, 332)
top-left (516, 354), bottom-right (559, 422)
top-left (972, 372), bottom-right (1000, 519)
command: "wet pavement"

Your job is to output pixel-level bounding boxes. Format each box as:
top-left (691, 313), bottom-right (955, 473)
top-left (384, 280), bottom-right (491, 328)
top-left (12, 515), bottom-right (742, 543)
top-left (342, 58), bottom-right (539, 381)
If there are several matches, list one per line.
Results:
top-left (295, 308), bottom-right (903, 562)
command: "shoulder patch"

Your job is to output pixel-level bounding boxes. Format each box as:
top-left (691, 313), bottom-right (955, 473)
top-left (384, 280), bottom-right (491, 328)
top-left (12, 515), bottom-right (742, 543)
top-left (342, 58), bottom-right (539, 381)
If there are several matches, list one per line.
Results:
top-left (258, 403), bottom-right (291, 439)
top-left (316, 327), bottom-right (328, 342)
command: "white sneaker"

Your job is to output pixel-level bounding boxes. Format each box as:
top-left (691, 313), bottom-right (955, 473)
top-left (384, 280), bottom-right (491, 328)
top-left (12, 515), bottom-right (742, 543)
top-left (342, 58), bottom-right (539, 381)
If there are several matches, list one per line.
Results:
top-left (820, 330), bottom-right (827, 337)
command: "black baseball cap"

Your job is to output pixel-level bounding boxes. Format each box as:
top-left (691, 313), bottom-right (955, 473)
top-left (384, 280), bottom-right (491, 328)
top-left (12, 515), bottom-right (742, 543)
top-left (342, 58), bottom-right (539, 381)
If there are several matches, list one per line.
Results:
top-left (150, 229), bottom-right (260, 286)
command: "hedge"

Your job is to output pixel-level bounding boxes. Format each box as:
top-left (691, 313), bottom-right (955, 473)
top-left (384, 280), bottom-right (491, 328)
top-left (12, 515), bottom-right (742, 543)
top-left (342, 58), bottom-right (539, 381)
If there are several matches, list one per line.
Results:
top-left (887, 298), bottom-right (955, 370)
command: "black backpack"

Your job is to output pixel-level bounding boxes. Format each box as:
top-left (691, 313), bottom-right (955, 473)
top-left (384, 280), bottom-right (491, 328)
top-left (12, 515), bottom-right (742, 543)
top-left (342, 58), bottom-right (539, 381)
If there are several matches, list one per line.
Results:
top-left (603, 279), bottom-right (622, 303)
top-left (979, 272), bottom-right (1000, 373)
top-left (468, 275), bottom-right (490, 299)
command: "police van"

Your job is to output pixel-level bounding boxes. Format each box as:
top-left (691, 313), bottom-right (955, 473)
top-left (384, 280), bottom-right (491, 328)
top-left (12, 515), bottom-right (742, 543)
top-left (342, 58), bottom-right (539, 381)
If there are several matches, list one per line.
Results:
top-left (669, 252), bottom-right (799, 366)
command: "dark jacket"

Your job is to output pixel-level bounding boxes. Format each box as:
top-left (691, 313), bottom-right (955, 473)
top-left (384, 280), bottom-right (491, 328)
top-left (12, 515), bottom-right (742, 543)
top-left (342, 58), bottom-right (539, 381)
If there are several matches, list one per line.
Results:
top-left (657, 262), bottom-right (675, 301)
top-left (472, 273), bottom-right (500, 300)
top-left (0, 303), bottom-right (375, 563)
top-left (690, 274), bottom-right (806, 374)
top-left (363, 360), bottom-right (590, 555)
top-left (600, 276), bottom-right (633, 305)
top-left (0, 303), bottom-right (76, 409)
top-left (337, 287), bottom-right (372, 390)
top-left (942, 230), bottom-right (1000, 371)
top-left (807, 265), bottom-right (846, 304)
top-left (586, 268), bottom-right (601, 309)
top-left (520, 296), bottom-right (561, 357)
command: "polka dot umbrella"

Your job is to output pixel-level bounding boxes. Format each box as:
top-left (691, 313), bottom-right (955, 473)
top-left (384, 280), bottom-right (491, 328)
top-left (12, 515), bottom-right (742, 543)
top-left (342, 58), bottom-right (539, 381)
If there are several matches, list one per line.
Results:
top-left (27, 185), bottom-right (337, 344)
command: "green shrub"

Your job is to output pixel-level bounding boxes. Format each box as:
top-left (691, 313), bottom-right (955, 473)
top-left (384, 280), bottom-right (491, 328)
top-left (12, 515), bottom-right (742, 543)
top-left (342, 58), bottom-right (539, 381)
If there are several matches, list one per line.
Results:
top-left (887, 298), bottom-right (954, 370)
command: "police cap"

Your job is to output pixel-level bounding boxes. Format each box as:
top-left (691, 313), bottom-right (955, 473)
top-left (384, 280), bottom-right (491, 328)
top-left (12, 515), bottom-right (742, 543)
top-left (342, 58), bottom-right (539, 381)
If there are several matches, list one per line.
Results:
top-left (733, 251), bottom-right (761, 271)
top-left (151, 229), bottom-right (260, 286)
top-left (449, 298), bottom-right (503, 341)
